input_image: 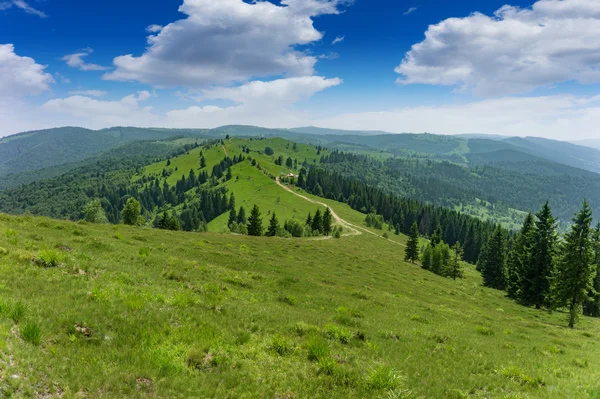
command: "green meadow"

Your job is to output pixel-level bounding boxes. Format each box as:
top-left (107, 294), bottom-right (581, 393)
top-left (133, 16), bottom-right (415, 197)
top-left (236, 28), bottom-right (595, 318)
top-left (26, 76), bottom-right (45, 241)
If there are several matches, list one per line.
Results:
top-left (1, 214), bottom-right (600, 398)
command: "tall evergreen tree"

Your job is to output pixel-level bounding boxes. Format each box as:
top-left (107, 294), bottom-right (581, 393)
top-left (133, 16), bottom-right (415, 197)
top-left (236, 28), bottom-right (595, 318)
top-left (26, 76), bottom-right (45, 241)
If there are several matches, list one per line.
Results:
top-left (521, 202), bottom-right (557, 309)
top-left (312, 209), bottom-right (323, 234)
top-left (267, 212), bottom-right (280, 237)
top-left (200, 155), bottom-right (206, 168)
top-left (323, 208), bottom-right (333, 236)
top-left (237, 206), bottom-right (247, 225)
top-left (585, 223), bottom-right (600, 317)
top-left (482, 226), bottom-right (507, 290)
top-left (552, 201), bottom-right (596, 328)
top-left (229, 193), bottom-right (236, 210)
top-left (247, 205), bottom-right (263, 236)
top-left (228, 208), bottom-right (237, 227)
top-left (446, 242), bottom-right (464, 280)
top-left (305, 212), bottom-right (312, 227)
top-left (431, 224), bottom-right (443, 246)
top-left (506, 213), bottom-right (535, 299)
top-left (405, 222), bottom-right (420, 263)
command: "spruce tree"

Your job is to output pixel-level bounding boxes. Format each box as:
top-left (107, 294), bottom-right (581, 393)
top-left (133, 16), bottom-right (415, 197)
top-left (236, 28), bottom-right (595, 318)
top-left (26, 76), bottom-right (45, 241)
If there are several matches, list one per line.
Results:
top-left (228, 208), bottom-right (237, 227)
top-left (226, 167), bottom-right (233, 181)
top-left (229, 193), bottom-right (236, 210)
top-left (405, 222), bottom-right (420, 263)
top-left (521, 202), bottom-right (557, 309)
top-left (267, 212), bottom-right (279, 237)
top-left (237, 206), bottom-right (247, 225)
top-left (323, 208), bottom-right (333, 236)
top-left (312, 209), bottom-right (323, 234)
top-left (506, 213), bottom-right (535, 300)
top-left (446, 242), bottom-right (464, 280)
top-left (552, 201), bottom-right (595, 328)
top-left (585, 223), bottom-right (600, 317)
top-left (305, 212), bottom-right (312, 227)
top-left (431, 224), bottom-right (443, 246)
top-left (200, 155), bottom-right (206, 168)
top-left (247, 205), bottom-right (263, 236)
top-left (482, 226), bottom-right (507, 290)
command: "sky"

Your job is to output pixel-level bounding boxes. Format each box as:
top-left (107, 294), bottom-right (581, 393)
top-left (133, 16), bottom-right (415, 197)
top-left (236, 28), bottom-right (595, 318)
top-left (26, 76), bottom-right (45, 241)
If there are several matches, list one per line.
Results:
top-left (2, 0), bottom-right (600, 139)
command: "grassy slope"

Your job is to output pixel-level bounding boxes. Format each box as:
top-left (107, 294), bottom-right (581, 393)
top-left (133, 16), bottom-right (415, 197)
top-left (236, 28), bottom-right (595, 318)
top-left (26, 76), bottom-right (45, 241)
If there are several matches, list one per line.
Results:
top-left (1, 215), bottom-right (600, 398)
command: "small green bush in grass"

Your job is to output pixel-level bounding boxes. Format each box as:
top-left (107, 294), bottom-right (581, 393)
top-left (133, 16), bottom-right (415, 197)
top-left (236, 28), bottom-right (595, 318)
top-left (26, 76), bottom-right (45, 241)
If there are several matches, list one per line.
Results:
top-left (34, 249), bottom-right (65, 268)
top-left (475, 326), bottom-right (494, 336)
top-left (307, 339), bottom-right (329, 361)
top-left (10, 301), bottom-right (26, 324)
top-left (269, 336), bottom-right (293, 356)
top-left (366, 365), bottom-right (403, 391)
top-left (317, 356), bottom-right (337, 375)
top-left (21, 321), bottom-right (42, 345)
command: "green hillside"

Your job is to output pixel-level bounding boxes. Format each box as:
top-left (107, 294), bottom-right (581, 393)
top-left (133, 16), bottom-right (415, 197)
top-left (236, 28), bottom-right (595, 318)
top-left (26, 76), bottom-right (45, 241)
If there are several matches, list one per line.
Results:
top-left (2, 214), bottom-right (600, 398)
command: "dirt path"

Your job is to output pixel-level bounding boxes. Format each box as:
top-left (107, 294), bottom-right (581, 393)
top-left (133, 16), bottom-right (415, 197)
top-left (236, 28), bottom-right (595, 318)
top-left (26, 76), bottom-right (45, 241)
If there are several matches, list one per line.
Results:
top-left (275, 178), bottom-right (405, 247)
top-left (222, 145), bottom-right (229, 157)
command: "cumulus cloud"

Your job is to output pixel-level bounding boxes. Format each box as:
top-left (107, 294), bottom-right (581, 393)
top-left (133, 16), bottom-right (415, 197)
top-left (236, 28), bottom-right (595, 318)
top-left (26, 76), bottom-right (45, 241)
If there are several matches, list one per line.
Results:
top-left (145, 24), bottom-right (162, 33)
top-left (62, 48), bottom-right (109, 71)
top-left (403, 7), bottom-right (417, 16)
top-left (42, 91), bottom-right (158, 127)
top-left (0, 0), bottom-right (46, 17)
top-left (0, 44), bottom-right (53, 98)
top-left (104, 0), bottom-right (346, 87)
top-left (166, 76), bottom-right (342, 128)
top-left (67, 90), bottom-right (107, 97)
top-left (332, 35), bottom-right (345, 45)
top-left (396, 0), bottom-right (600, 96)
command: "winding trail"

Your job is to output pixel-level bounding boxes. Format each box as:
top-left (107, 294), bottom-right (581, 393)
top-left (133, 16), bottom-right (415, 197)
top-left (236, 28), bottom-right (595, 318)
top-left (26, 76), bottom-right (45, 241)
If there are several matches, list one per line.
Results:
top-left (275, 177), bottom-right (405, 247)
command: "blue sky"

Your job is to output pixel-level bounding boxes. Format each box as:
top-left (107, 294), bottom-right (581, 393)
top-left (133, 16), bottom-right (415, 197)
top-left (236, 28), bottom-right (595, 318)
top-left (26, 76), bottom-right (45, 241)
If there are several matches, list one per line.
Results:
top-left (2, 0), bottom-right (600, 139)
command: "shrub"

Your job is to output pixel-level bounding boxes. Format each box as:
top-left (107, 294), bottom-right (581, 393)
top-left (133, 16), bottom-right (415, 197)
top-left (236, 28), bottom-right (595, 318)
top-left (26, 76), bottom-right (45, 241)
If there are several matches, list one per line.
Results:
top-left (10, 301), bottom-right (27, 323)
top-left (34, 249), bottom-right (65, 268)
top-left (21, 320), bottom-right (42, 345)
top-left (366, 365), bottom-right (403, 391)
top-left (324, 325), bottom-right (351, 344)
top-left (317, 356), bottom-right (337, 375)
top-left (307, 339), bottom-right (329, 361)
top-left (269, 336), bottom-right (293, 356)
top-left (138, 247), bottom-right (151, 257)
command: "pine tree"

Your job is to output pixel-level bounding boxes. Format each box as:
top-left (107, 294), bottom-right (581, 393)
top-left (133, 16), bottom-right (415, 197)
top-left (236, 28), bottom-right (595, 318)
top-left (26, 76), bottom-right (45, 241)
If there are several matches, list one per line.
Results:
top-left (482, 226), bottom-right (507, 290)
top-left (228, 208), bottom-right (237, 227)
top-left (585, 223), bottom-right (600, 317)
top-left (312, 209), bottom-right (323, 234)
top-left (237, 206), bottom-right (247, 225)
top-left (305, 213), bottom-right (312, 227)
top-left (431, 224), bottom-right (443, 246)
top-left (229, 193), bottom-right (236, 210)
top-left (247, 205), bottom-right (263, 236)
top-left (405, 222), bottom-right (420, 263)
top-left (552, 201), bottom-right (596, 328)
top-left (267, 212), bottom-right (279, 237)
top-left (226, 167), bottom-right (233, 181)
top-left (122, 197), bottom-right (141, 226)
top-left (200, 155), bottom-right (206, 168)
top-left (506, 213), bottom-right (535, 299)
top-left (521, 202), bottom-right (557, 309)
top-left (446, 242), bottom-right (464, 280)
top-left (323, 208), bottom-right (333, 236)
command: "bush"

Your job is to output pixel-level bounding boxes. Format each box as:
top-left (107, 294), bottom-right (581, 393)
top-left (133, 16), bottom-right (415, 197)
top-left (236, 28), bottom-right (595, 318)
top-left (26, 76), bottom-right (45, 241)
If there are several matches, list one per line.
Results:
top-left (268, 336), bottom-right (293, 356)
top-left (317, 356), bottom-right (337, 375)
top-left (21, 321), bottom-right (42, 345)
top-left (34, 249), bottom-right (65, 268)
top-left (366, 365), bottom-right (403, 391)
top-left (324, 325), bottom-right (351, 344)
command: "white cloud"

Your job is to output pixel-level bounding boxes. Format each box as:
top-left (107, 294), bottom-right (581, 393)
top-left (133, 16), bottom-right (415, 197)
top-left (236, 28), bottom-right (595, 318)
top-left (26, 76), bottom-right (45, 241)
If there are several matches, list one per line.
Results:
top-left (403, 7), bottom-right (417, 16)
top-left (332, 35), bottom-right (345, 45)
top-left (318, 52), bottom-right (339, 60)
top-left (145, 24), bottom-right (163, 33)
top-left (42, 91), bottom-right (158, 127)
top-left (0, 0), bottom-right (46, 17)
top-left (0, 44), bottom-right (53, 98)
top-left (67, 90), bottom-right (107, 97)
top-left (104, 0), bottom-right (346, 87)
top-left (166, 76), bottom-right (342, 128)
top-left (396, 0), bottom-right (600, 96)
top-left (62, 48), bottom-right (109, 71)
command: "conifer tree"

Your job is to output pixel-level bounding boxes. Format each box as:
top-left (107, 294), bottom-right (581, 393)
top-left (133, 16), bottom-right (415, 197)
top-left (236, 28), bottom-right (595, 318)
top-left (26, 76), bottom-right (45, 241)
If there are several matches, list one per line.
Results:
top-left (237, 206), bottom-right (247, 225)
top-left (228, 208), bottom-right (237, 227)
top-left (226, 167), bottom-right (233, 181)
top-left (521, 202), bottom-right (557, 309)
top-left (585, 223), bottom-right (600, 317)
top-left (200, 155), bottom-right (206, 168)
top-left (447, 242), bottom-right (464, 280)
top-left (229, 193), bottom-right (236, 210)
top-left (405, 222), bottom-right (420, 263)
top-left (305, 213), bottom-right (312, 227)
top-left (312, 209), bottom-right (323, 234)
top-left (247, 205), bottom-right (263, 236)
top-left (482, 226), bottom-right (507, 290)
top-left (552, 201), bottom-right (596, 328)
top-left (506, 213), bottom-right (535, 300)
top-left (323, 208), bottom-right (333, 236)
top-left (431, 224), bottom-right (443, 246)
top-left (267, 212), bottom-right (279, 237)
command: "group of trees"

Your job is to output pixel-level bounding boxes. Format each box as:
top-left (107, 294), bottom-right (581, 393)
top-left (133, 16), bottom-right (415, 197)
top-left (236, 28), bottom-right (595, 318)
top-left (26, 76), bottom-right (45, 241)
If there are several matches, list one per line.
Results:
top-left (479, 200), bottom-right (600, 328)
top-left (228, 204), bottom-right (336, 239)
top-left (405, 222), bottom-right (464, 280)
top-left (296, 165), bottom-right (503, 264)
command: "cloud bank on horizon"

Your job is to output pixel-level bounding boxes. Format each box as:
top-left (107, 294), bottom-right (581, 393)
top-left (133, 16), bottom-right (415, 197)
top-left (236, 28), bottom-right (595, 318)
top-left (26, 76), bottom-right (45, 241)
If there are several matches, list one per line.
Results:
top-left (2, 0), bottom-right (600, 140)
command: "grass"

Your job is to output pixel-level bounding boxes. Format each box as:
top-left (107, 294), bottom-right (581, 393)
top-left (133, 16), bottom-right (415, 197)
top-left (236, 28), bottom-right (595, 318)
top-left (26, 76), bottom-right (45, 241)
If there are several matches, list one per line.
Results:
top-left (1, 212), bottom-right (600, 397)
